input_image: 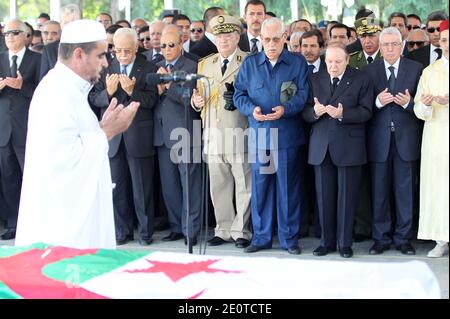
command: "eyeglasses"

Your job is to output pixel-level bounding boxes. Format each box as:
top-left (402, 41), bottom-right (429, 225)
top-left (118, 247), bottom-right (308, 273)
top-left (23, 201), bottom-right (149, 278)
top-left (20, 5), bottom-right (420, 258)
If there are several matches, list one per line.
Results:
top-left (190, 28), bottom-right (203, 33)
top-left (114, 48), bottom-right (133, 55)
top-left (427, 27), bottom-right (440, 33)
top-left (407, 41), bottom-right (425, 47)
top-left (381, 42), bottom-right (402, 48)
top-left (262, 35), bottom-right (284, 44)
top-left (139, 37), bottom-right (151, 42)
top-left (3, 30), bottom-right (23, 37)
top-left (407, 25), bottom-right (421, 31)
top-left (160, 42), bottom-right (179, 49)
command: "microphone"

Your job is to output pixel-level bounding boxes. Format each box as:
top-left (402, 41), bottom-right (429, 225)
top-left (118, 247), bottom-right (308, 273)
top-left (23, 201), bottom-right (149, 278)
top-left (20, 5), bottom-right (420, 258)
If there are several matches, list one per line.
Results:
top-left (146, 71), bottom-right (205, 85)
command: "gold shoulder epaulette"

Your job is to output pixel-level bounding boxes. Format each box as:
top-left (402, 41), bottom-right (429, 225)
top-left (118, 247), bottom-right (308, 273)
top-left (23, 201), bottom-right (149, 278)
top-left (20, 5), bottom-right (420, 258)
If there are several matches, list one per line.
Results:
top-left (198, 52), bottom-right (216, 62)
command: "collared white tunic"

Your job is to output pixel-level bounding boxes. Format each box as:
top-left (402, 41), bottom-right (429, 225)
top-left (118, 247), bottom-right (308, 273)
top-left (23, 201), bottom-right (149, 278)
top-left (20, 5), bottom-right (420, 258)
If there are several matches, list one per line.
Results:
top-left (15, 62), bottom-right (116, 249)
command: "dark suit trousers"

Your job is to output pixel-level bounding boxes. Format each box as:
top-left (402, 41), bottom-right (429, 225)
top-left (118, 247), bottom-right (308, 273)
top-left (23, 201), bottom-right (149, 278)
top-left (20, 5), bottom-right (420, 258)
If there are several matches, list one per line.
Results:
top-left (157, 145), bottom-right (202, 238)
top-left (110, 140), bottom-right (155, 240)
top-left (0, 142), bottom-right (24, 228)
top-left (314, 151), bottom-right (362, 249)
top-left (251, 147), bottom-right (302, 249)
top-left (370, 133), bottom-right (416, 246)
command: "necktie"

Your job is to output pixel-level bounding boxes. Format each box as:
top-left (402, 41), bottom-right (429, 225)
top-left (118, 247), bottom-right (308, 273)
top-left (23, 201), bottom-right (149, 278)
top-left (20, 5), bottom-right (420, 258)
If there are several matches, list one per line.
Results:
top-left (307, 64), bottom-right (315, 75)
top-left (251, 38), bottom-right (259, 54)
top-left (221, 59), bottom-right (229, 76)
top-left (388, 66), bottom-right (396, 93)
top-left (121, 65), bottom-right (127, 75)
top-left (166, 63), bottom-right (173, 72)
top-left (367, 56), bottom-right (374, 64)
top-left (435, 48), bottom-right (442, 60)
top-left (11, 55), bottom-right (18, 78)
top-left (331, 77), bottom-right (339, 95)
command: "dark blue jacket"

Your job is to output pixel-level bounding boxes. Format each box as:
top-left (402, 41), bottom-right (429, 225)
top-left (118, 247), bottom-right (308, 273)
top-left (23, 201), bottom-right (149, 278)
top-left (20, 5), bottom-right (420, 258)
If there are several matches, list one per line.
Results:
top-left (363, 58), bottom-right (423, 162)
top-left (303, 66), bottom-right (372, 166)
top-left (234, 49), bottom-right (309, 150)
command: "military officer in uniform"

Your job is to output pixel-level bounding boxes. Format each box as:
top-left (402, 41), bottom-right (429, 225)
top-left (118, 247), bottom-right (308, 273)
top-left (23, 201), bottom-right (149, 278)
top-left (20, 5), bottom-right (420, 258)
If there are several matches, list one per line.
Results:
top-left (191, 15), bottom-right (252, 249)
top-left (349, 17), bottom-right (382, 70)
top-left (348, 17), bottom-right (382, 242)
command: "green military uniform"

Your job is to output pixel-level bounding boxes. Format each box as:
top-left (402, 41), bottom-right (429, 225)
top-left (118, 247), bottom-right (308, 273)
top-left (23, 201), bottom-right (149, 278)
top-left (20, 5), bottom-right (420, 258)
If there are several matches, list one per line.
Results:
top-left (349, 17), bottom-right (382, 240)
top-left (349, 49), bottom-right (382, 70)
top-left (349, 17), bottom-right (383, 70)
top-left (192, 15), bottom-right (252, 243)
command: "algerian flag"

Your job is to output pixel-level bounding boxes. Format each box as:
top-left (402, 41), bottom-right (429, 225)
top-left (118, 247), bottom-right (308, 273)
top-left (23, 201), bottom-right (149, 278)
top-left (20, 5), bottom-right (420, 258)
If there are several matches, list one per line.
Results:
top-left (0, 243), bottom-right (440, 299)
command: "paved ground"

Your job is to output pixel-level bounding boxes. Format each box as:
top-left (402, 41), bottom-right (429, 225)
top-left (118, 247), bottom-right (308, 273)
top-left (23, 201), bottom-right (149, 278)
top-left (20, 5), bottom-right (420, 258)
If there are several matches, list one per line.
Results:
top-left (1, 228), bottom-right (447, 299)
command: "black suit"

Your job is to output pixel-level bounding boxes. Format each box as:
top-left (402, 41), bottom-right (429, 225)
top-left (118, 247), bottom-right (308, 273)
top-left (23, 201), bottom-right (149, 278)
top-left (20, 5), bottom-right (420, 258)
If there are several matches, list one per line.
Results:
top-left (0, 48), bottom-right (40, 227)
top-left (190, 35), bottom-right (217, 58)
top-left (346, 39), bottom-right (362, 54)
top-left (364, 57), bottom-right (423, 247)
top-left (0, 36), bottom-right (6, 52)
top-left (39, 40), bottom-right (58, 80)
top-left (89, 55), bottom-right (159, 241)
top-left (154, 55), bottom-right (202, 239)
top-left (408, 44), bottom-right (433, 68)
top-left (302, 66), bottom-right (372, 249)
top-left (238, 33), bottom-right (251, 52)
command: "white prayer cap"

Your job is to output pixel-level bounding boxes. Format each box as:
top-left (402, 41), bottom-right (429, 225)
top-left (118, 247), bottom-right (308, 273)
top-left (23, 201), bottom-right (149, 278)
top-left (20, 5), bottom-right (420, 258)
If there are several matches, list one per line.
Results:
top-left (60, 19), bottom-right (106, 44)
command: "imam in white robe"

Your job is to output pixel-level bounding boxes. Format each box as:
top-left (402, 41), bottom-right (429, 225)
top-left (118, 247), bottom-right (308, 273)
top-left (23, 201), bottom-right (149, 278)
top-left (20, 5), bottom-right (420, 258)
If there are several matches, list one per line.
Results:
top-left (15, 62), bottom-right (116, 249)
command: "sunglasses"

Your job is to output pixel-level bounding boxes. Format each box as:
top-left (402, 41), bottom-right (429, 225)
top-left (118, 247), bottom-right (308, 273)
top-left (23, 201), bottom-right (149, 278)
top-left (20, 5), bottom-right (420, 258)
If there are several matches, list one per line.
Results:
top-left (3, 30), bottom-right (24, 37)
top-left (190, 28), bottom-right (204, 33)
top-left (139, 37), bottom-right (151, 42)
top-left (427, 27), bottom-right (440, 33)
top-left (160, 42), bottom-right (179, 49)
top-left (407, 25), bottom-right (421, 31)
top-left (407, 41), bottom-right (425, 47)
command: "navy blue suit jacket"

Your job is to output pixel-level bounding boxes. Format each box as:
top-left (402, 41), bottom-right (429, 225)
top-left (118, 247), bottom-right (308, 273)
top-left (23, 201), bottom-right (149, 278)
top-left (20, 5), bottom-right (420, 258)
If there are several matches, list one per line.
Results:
top-left (0, 48), bottom-right (41, 148)
top-left (302, 66), bottom-right (372, 166)
top-left (153, 55), bottom-right (201, 149)
top-left (363, 57), bottom-right (423, 162)
top-left (234, 49), bottom-right (309, 150)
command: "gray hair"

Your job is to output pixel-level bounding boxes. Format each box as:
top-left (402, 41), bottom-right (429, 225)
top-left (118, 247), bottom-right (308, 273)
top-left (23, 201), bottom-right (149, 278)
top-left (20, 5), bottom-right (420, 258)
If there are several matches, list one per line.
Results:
top-left (379, 27), bottom-right (402, 43)
top-left (261, 17), bottom-right (286, 35)
top-left (6, 19), bottom-right (28, 32)
top-left (114, 27), bottom-right (138, 44)
top-left (58, 42), bottom-right (98, 61)
top-left (290, 31), bottom-right (304, 41)
top-left (43, 20), bottom-right (61, 29)
top-left (407, 29), bottom-right (429, 41)
top-left (162, 24), bottom-right (183, 39)
top-left (60, 4), bottom-right (81, 27)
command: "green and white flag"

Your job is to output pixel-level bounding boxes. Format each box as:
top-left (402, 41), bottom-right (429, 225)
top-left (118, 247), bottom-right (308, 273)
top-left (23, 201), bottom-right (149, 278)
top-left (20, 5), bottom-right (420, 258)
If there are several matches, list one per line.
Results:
top-left (0, 243), bottom-right (440, 299)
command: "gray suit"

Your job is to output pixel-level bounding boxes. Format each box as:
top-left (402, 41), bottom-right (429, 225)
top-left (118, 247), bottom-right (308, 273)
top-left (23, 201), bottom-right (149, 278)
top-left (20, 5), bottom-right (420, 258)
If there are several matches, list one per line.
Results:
top-left (154, 55), bottom-right (202, 239)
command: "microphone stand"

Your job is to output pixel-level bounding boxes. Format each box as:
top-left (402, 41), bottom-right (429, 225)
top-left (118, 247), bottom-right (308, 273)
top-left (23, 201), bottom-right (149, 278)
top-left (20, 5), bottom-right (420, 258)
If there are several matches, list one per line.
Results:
top-left (180, 81), bottom-right (193, 254)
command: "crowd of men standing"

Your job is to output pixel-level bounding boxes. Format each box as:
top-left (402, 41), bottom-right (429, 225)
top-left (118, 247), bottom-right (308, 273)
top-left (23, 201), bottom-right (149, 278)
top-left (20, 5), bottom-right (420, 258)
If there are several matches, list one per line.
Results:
top-left (0, 1), bottom-right (448, 258)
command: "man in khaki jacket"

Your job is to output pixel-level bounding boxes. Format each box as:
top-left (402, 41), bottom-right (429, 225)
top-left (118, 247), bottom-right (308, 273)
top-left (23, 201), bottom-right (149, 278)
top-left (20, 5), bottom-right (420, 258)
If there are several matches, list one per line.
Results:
top-left (192, 14), bottom-right (252, 248)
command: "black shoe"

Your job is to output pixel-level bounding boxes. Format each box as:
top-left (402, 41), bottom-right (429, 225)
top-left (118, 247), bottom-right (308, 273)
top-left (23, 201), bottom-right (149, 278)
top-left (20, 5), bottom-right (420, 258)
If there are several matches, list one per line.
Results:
top-left (353, 233), bottom-right (371, 242)
top-left (313, 245), bottom-right (336, 256)
top-left (207, 236), bottom-right (227, 246)
top-left (154, 219), bottom-right (170, 231)
top-left (184, 237), bottom-right (197, 246)
top-left (138, 238), bottom-right (153, 246)
top-left (287, 245), bottom-right (301, 255)
top-left (116, 235), bottom-right (133, 246)
top-left (162, 232), bottom-right (183, 241)
top-left (396, 243), bottom-right (416, 255)
top-left (244, 245), bottom-right (268, 253)
top-left (369, 242), bottom-right (390, 255)
top-left (339, 247), bottom-right (353, 258)
top-left (1, 228), bottom-right (16, 240)
top-left (235, 238), bottom-right (250, 248)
